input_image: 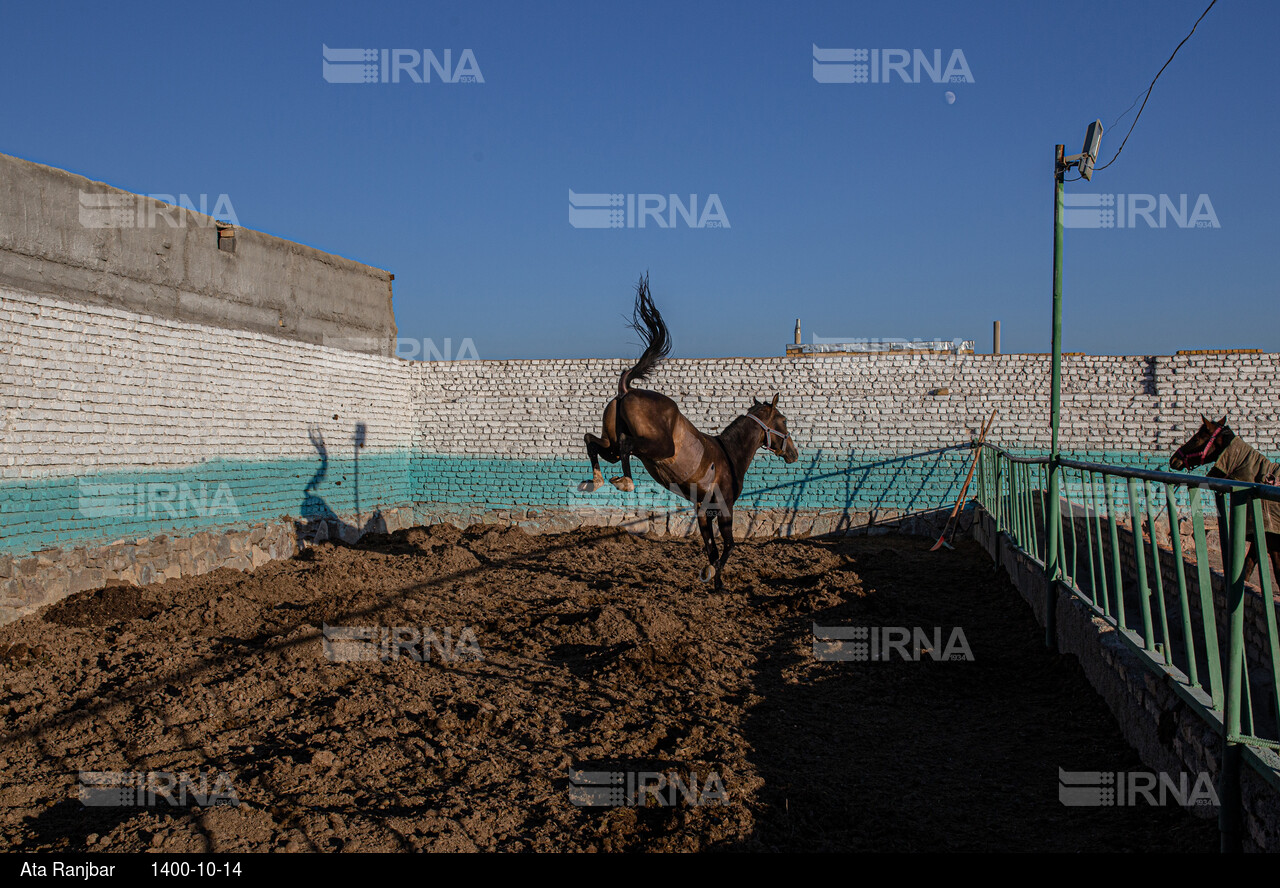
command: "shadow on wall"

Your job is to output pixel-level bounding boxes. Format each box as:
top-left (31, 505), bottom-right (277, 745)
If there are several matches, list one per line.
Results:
top-left (297, 423), bottom-right (386, 544)
top-left (732, 444), bottom-right (971, 529)
top-left (540, 444), bottom-right (974, 538)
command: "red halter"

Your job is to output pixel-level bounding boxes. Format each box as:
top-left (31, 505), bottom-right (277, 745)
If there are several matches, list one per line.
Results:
top-left (1174, 424), bottom-right (1226, 469)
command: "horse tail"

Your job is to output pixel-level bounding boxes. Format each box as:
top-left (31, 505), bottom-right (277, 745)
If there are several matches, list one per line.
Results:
top-left (619, 272), bottom-right (671, 397)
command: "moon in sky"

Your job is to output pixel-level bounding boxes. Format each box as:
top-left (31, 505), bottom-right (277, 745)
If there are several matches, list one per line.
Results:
top-left (945, 90), bottom-right (956, 105)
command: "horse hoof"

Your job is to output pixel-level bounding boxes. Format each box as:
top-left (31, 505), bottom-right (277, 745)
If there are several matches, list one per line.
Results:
top-left (610, 477), bottom-right (635, 493)
top-left (699, 565), bottom-right (717, 583)
top-left (578, 480), bottom-right (602, 492)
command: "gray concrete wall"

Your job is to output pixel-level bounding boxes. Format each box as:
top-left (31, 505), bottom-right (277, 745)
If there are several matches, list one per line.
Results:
top-left (0, 152), bottom-right (396, 353)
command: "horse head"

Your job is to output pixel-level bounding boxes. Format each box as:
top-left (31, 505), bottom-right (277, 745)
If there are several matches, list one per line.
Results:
top-left (748, 394), bottom-right (800, 464)
top-left (1170, 413), bottom-right (1232, 471)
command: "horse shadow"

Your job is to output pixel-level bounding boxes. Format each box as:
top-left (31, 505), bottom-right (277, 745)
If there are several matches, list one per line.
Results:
top-left (296, 424), bottom-right (386, 544)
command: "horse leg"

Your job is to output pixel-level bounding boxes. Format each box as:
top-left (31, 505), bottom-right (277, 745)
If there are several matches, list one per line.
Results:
top-left (1265, 536), bottom-right (1280, 596)
top-left (712, 511), bottom-right (735, 592)
top-left (697, 514), bottom-right (719, 583)
top-left (1243, 540), bottom-right (1260, 590)
top-left (580, 401), bottom-right (620, 492)
top-left (1270, 540), bottom-right (1280, 598)
top-left (610, 432), bottom-right (675, 493)
top-left (610, 435), bottom-right (636, 493)
top-left (580, 434), bottom-right (618, 492)
top-left (1214, 496), bottom-right (1232, 581)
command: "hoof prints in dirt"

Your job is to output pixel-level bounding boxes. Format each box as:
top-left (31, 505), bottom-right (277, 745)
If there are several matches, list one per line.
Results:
top-left (0, 525), bottom-right (1217, 851)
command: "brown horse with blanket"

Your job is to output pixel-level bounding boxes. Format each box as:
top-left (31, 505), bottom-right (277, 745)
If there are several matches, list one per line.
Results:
top-left (1170, 414), bottom-right (1280, 590)
top-left (579, 275), bottom-right (799, 590)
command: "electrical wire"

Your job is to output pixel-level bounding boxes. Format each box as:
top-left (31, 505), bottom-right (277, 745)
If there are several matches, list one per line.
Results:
top-left (1108, 88), bottom-right (1148, 133)
top-left (1094, 0), bottom-right (1219, 173)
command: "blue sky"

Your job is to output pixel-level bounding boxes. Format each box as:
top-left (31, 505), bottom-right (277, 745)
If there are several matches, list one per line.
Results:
top-left (1, 0), bottom-right (1271, 359)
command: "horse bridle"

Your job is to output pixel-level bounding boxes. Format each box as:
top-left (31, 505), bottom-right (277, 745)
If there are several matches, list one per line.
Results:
top-left (1174, 423), bottom-right (1227, 469)
top-left (746, 412), bottom-right (792, 455)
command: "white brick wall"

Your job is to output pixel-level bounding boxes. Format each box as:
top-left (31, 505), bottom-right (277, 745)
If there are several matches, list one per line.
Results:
top-left (4, 286), bottom-right (1279, 485)
top-left (0, 289), bottom-right (417, 479)
top-left (416, 353), bottom-right (1280, 459)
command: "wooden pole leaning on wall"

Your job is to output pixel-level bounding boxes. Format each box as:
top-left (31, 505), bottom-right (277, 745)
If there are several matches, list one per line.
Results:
top-left (930, 409), bottom-right (997, 551)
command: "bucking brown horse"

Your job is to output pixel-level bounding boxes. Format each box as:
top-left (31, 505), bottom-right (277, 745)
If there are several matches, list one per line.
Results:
top-left (580, 274), bottom-right (799, 590)
top-left (1170, 413), bottom-right (1280, 591)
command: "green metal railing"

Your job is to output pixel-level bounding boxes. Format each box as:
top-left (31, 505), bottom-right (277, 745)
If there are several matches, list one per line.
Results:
top-left (976, 442), bottom-right (1280, 851)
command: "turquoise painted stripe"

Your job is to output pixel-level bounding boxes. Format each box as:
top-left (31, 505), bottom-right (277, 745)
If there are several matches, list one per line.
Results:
top-left (416, 446), bottom-right (976, 514)
top-left (0, 450), bottom-right (417, 556)
top-left (1, 446), bottom-right (1227, 558)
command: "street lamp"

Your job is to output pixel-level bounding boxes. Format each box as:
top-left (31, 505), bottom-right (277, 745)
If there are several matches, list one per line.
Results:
top-left (1046, 120), bottom-right (1103, 650)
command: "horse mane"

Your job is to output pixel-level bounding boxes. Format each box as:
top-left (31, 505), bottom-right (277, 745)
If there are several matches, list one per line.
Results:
top-left (718, 413), bottom-right (756, 443)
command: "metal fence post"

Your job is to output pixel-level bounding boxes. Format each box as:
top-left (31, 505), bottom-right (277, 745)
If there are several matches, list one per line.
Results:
top-left (1220, 493), bottom-right (1248, 853)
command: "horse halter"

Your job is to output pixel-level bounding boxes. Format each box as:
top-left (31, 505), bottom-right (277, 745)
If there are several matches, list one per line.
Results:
top-left (1174, 423), bottom-right (1226, 469)
top-left (746, 412), bottom-right (792, 455)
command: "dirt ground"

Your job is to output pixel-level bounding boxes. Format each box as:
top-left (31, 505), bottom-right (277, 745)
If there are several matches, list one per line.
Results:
top-left (0, 524), bottom-right (1218, 852)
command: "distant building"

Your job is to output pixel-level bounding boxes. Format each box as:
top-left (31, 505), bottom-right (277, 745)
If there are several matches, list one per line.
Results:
top-left (786, 335), bottom-right (975, 357)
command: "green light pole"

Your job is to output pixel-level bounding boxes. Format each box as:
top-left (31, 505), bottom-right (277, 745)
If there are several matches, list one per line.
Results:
top-left (1046, 122), bottom-right (1102, 651)
top-left (1046, 145), bottom-right (1066, 650)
